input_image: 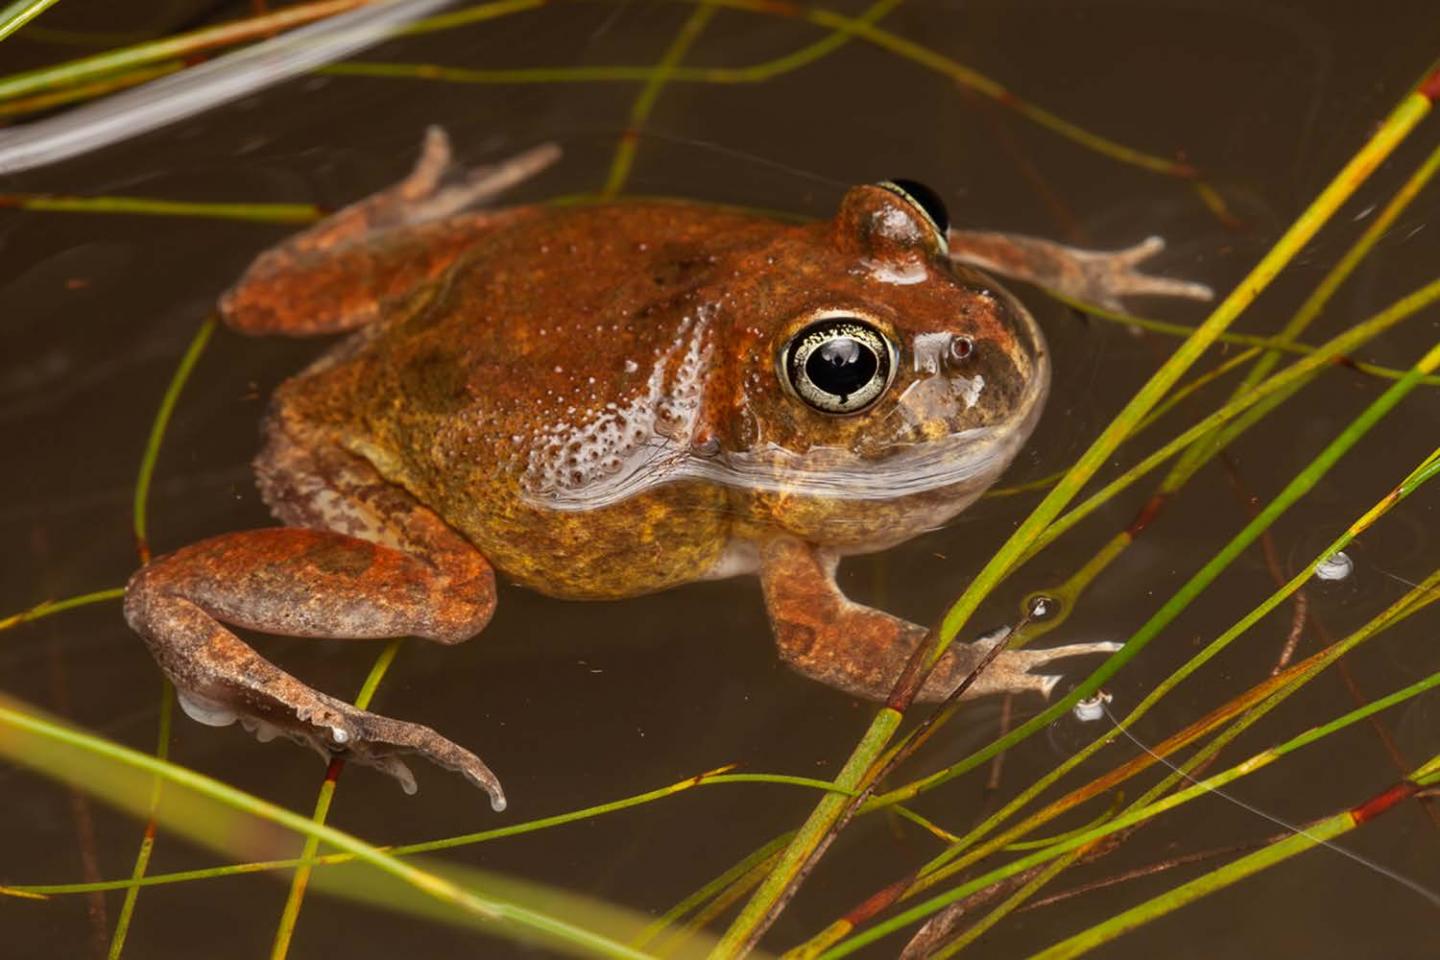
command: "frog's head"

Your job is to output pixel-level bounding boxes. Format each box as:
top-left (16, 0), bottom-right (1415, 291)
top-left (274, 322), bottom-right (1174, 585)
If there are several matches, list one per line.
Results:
top-left (716, 181), bottom-right (1050, 547)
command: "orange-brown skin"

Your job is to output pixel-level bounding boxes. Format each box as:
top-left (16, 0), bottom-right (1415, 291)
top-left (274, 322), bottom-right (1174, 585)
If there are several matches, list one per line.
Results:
top-left (125, 129), bottom-right (1202, 806)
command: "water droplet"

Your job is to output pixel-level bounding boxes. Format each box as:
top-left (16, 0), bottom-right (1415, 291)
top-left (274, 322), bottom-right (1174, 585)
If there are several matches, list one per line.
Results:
top-left (1314, 551), bottom-right (1354, 581)
top-left (1028, 595), bottom-right (1057, 620)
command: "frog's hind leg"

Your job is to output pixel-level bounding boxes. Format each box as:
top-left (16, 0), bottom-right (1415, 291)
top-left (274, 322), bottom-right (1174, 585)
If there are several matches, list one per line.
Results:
top-left (947, 229), bottom-right (1212, 311)
top-left (221, 127), bottom-right (559, 337)
top-left (124, 430), bottom-right (506, 808)
top-left (759, 538), bottom-right (1119, 703)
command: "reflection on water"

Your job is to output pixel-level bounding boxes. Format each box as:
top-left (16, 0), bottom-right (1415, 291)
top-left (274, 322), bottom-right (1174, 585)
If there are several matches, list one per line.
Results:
top-left (1, 1), bottom-right (1438, 957)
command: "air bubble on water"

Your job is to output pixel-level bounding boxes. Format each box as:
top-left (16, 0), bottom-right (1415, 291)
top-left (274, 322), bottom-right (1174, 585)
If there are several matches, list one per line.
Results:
top-left (1314, 551), bottom-right (1354, 582)
top-left (1073, 690), bottom-right (1112, 723)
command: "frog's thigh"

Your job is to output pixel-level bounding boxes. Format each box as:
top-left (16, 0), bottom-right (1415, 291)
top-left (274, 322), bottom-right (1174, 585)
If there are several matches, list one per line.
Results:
top-left (758, 538), bottom-right (1118, 703)
top-left (221, 127), bottom-right (556, 337)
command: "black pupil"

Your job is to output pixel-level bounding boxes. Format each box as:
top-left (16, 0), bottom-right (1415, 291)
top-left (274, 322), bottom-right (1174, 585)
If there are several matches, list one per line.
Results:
top-left (806, 336), bottom-right (877, 401)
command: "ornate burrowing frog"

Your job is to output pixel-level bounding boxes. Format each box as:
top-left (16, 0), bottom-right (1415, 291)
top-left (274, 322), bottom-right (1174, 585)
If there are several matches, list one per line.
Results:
top-left (125, 129), bottom-right (1208, 809)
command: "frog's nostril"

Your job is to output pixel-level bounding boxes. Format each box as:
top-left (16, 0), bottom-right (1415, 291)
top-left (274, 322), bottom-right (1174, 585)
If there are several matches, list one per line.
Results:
top-left (947, 335), bottom-right (975, 364)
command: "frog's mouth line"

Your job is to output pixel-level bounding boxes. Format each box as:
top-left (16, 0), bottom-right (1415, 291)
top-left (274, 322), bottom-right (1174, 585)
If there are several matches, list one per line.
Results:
top-left (520, 407), bottom-right (1043, 512)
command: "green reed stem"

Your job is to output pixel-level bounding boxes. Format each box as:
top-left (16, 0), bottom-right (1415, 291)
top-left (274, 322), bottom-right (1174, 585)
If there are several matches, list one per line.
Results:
top-left (270, 639), bottom-right (403, 960)
top-left (1025, 754), bottom-right (1440, 960)
top-left (793, 352), bottom-right (1440, 958)
top-left (0, 588), bottom-right (124, 632)
top-left (636, 835), bottom-right (794, 952)
top-left (107, 313), bottom-right (220, 957)
top-left (1063, 294), bottom-right (1440, 386)
top-left (716, 58), bottom-right (1436, 960)
top-left (105, 686), bottom-right (171, 960)
top-left (910, 347), bottom-right (1440, 859)
top-left (929, 850), bottom-right (1085, 960)
top-left (0, 0), bottom-right (62, 43)
top-left (817, 657), bottom-right (1440, 958)
top-left (1167, 138), bottom-right (1440, 489)
top-left (1019, 277), bottom-right (1440, 568)
top-left (601, 3), bottom-right (716, 197)
top-left (0, 698), bottom-right (655, 959)
top-left (131, 315), bottom-right (216, 560)
top-left (0, 194), bottom-right (322, 222)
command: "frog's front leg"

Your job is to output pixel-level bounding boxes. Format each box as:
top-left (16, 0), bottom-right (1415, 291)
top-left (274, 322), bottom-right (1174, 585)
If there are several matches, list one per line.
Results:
top-left (221, 126), bottom-right (559, 337)
top-left (947, 229), bottom-right (1212, 311)
top-left (759, 539), bottom-right (1118, 703)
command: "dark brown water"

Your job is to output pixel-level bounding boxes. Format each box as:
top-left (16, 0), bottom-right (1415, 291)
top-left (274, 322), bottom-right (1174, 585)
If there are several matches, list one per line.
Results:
top-left (2, 1), bottom-right (1438, 957)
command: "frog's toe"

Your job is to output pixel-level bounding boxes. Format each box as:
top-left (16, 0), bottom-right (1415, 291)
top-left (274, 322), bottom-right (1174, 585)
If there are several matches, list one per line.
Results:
top-left (1001, 640), bottom-right (1123, 699)
top-left (370, 129), bottom-right (560, 230)
top-left (397, 125), bottom-right (455, 201)
top-left (278, 697), bottom-right (506, 810)
top-left (369, 754), bottom-right (420, 797)
top-left (1082, 236), bottom-right (1213, 310)
top-left (331, 707), bottom-right (507, 811)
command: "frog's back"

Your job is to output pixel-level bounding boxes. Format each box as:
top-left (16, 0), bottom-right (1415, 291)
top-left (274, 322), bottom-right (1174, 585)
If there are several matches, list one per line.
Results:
top-left (273, 201), bottom-right (779, 598)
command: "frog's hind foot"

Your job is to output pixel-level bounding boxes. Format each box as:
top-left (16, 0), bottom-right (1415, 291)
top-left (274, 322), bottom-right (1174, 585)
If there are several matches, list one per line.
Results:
top-left (1064, 235), bottom-right (1214, 309)
top-left (387, 126), bottom-right (561, 228)
top-left (175, 682), bottom-right (505, 809)
top-left (947, 229), bottom-right (1212, 312)
top-left (124, 525), bottom-right (506, 810)
top-left (221, 129), bottom-right (559, 336)
top-left (296, 126), bottom-right (560, 249)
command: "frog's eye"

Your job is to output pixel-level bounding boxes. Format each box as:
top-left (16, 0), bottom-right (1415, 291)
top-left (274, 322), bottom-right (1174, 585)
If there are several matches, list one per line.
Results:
top-left (877, 179), bottom-right (950, 251)
top-left (782, 317), bottom-right (897, 415)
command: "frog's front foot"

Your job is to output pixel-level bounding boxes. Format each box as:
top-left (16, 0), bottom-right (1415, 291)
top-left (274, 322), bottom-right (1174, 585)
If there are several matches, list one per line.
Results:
top-left (917, 626), bottom-right (1122, 701)
top-left (947, 229), bottom-right (1213, 311)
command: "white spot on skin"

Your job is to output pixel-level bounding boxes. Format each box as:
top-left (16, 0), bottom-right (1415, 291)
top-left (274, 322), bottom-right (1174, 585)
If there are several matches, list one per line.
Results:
top-left (864, 258), bottom-right (928, 285)
top-left (522, 308), bottom-right (714, 501)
